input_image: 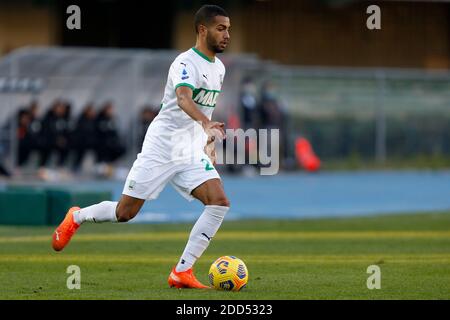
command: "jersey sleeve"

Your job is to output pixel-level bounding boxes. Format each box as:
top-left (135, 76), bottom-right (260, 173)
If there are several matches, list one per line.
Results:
top-left (170, 58), bottom-right (199, 92)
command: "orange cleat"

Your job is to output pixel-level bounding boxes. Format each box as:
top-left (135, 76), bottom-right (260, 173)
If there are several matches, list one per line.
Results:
top-left (52, 206), bottom-right (81, 252)
top-left (168, 266), bottom-right (210, 289)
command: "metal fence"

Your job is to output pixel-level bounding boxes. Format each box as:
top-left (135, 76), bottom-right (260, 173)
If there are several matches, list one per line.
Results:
top-left (1, 46), bottom-right (449, 173)
top-left (270, 66), bottom-right (450, 162)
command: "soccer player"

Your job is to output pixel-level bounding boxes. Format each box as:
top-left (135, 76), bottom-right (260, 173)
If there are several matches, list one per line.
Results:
top-left (52, 5), bottom-right (231, 289)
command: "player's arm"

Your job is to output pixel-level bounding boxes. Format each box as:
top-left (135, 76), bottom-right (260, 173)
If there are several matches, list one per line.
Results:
top-left (176, 86), bottom-right (225, 140)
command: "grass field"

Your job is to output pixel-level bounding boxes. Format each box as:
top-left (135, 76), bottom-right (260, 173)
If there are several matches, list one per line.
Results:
top-left (0, 212), bottom-right (449, 299)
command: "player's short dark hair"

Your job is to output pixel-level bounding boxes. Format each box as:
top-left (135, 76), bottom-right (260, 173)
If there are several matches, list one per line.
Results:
top-left (194, 5), bottom-right (229, 34)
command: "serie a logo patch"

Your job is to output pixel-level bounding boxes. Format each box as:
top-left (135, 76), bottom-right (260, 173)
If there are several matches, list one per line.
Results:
top-left (181, 69), bottom-right (189, 80)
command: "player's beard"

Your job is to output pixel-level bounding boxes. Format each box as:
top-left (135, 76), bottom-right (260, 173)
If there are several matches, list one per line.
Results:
top-left (206, 33), bottom-right (225, 53)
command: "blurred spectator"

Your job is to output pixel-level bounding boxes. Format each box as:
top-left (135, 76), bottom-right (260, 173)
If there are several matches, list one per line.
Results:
top-left (259, 81), bottom-right (285, 129)
top-left (258, 80), bottom-right (289, 167)
top-left (228, 76), bottom-right (260, 175)
top-left (95, 102), bottom-right (125, 165)
top-left (38, 100), bottom-right (71, 168)
top-left (27, 100), bottom-right (44, 154)
top-left (0, 130), bottom-right (10, 177)
top-left (0, 161), bottom-right (10, 177)
top-left (137, 106), bottom-right (158, 147)
top-left (17, 100), bottom-right (43, 167)
top-left (17, 109), bottom-right (32, 166)
top-left (71, 103), bottom-right (98, 172)
top-left (239, 76), bottom-right (258, 130)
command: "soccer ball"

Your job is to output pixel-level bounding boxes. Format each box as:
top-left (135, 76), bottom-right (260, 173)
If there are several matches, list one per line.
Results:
top-left (208, 256), bottom-right (248, 291)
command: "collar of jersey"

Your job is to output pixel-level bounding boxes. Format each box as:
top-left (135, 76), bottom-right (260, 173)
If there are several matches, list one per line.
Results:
top-left (191, 47), bottom-right (215, 63)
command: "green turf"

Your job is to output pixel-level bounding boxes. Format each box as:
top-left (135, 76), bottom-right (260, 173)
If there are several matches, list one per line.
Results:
top-left (0, 212), bottom-right (449, 299)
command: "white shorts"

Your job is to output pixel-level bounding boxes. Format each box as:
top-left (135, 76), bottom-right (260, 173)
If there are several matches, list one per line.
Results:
top-left (122, 152), bottom-right (221, 201)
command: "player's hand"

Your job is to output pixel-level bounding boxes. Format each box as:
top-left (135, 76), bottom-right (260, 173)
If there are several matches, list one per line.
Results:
top-left (203, 121), bottom-right (226, 142)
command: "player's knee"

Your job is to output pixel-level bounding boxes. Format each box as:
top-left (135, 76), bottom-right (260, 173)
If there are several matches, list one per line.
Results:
top-left (208, 196), bottom-right (230, 208)
top-left (116, 206), bottom-right (139, 222)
